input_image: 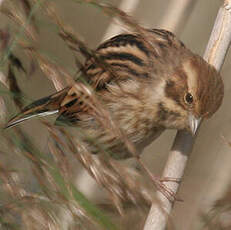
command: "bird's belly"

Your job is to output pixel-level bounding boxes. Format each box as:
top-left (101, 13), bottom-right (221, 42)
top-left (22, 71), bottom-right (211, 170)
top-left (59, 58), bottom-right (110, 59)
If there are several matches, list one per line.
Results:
top-left (108, 126), bottom-right (165, 160)
top-left (79, 117), bottom-right (165, 160)
top-left (135, 127), bottom-right (165, 153)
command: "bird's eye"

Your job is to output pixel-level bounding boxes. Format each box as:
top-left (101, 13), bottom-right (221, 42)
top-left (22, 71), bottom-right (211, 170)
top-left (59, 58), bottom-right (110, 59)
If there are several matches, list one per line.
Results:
top-left (184, 93), bottom-right (194, 105)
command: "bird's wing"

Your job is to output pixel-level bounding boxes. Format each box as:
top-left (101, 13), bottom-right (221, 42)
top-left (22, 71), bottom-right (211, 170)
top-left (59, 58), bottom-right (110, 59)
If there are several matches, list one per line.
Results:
top-left (56, 84), bottom-right (95, 125)
top-left (82, 29), bottom-right (187, 88)
top-left (6, 29), bottom-right (184, 128)
top-left (5, 87), bottom-right (70, 128)
top-left (82, 33), bottom-right (154, 89)
top-left (56, 32), bottom-right (154, 124)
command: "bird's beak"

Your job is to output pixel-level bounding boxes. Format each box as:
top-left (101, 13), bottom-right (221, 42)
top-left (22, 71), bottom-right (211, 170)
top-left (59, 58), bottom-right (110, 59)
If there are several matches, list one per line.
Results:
top-left (188, 114), bottom-right (201, 135)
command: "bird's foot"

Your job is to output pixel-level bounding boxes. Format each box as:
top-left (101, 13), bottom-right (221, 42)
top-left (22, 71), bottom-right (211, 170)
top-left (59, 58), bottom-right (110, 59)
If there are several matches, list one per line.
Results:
top-left (148, 174), bottom-right (183, 202)
top-left (159, 176), bottom-right (181, 184)
top-left (135, 158), bottom-right (182, 202)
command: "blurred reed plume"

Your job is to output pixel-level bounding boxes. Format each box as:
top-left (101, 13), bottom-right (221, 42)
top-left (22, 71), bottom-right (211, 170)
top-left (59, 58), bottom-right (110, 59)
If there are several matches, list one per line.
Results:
top-left (201, 185), bottom-right (231, 230)
top-left (0, 0), bottom-right (158, 229)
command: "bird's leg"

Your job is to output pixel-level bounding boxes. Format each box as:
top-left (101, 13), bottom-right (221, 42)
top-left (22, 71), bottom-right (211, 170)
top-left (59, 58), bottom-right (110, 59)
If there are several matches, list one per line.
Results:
top-left (135, 156), bottom-right (182, 202)
top-left (147, 173), bottom-right (183, 202)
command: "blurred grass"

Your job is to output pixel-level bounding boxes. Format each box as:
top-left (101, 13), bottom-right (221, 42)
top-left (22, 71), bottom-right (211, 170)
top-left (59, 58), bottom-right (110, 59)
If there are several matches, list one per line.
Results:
top-left (0, 0), bottom-right (152, 229)
top-left (0, 0), bottom-right (42, 69)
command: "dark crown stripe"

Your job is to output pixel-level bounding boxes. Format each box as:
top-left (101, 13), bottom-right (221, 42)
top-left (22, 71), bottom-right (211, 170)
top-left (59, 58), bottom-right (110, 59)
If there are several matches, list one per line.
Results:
top-left (97, 34), bottom-right (150, 57)
top-left (65, 98), bottom-right (78, 108)
top-left (100, 52), bottom-right (145, 66)
top-left (110, 63), bottom-right (149, 78)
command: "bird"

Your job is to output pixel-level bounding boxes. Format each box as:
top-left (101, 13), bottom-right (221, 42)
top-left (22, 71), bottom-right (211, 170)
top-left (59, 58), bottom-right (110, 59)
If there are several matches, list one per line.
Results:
top-left (5, 29), bottom-right (224, 160)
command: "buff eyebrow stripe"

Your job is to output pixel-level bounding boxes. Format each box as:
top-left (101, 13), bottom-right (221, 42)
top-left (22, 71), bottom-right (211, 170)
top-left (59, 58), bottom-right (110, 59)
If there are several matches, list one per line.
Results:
top-left (101, 52), bottom-right (145, 66)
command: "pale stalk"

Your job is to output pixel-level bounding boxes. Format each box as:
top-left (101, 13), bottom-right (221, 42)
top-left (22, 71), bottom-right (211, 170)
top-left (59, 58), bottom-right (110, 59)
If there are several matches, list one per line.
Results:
top-left (158, 0), bottom-right (197, 35)
top-left (102, 0), bottom-right (140, 40)
top-left (144, 2), bottom-right (231, 230)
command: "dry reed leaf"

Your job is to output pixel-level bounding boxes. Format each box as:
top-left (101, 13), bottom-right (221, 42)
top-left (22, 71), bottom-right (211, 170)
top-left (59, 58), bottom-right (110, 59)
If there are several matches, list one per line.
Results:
top-left (0, 27), bottom-right (11, 52)
top-left (9, 53), bottom-right (26, 73)
top-left (201, 188), bottom-right (231, 230)
top-left (7, 65), bottom-right (23, 108)
top-left (0, 97), bottom-right (8, 123)
top-left (0, 1), bottom-right (165, 228)
top-left (1, 2), bottom-right (37, 41)
top-left (22, 46), bottom-right (74, 90)
top-left (40, 83), bottom-right (153, 213)
top-left (18, 0), bottom-right (38, 32)
top-left (22, 205), bottom-right (60, 230)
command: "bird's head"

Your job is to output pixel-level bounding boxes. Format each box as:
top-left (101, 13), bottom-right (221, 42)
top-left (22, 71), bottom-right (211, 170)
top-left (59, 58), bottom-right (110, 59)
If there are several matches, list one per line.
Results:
top-left (160, 55), bottom-right (224, 134)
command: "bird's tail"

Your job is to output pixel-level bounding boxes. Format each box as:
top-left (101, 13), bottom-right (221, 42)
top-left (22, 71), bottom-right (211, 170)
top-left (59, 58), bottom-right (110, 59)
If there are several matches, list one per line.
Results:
top-left (5, 87), bottom-right (70, 129)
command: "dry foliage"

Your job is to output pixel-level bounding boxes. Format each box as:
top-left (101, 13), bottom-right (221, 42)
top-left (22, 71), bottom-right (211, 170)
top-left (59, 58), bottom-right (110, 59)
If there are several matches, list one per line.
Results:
top-left (201, 186), bottom-right (231, 230)
top-left (0, 0), bottom-right (163, 229)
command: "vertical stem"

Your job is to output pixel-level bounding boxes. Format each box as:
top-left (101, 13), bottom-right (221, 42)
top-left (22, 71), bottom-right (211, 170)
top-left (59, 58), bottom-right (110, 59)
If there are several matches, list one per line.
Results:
top-left (158, 0), bottom-right (197, 34)
top-left (102, 0), bottom-right (140, 40)
top-left (144, 2), bottom-right (231, 230)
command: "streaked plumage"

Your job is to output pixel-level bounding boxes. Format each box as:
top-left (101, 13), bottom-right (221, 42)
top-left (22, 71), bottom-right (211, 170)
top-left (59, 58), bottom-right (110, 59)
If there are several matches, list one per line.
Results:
top-left (6, 29), bottom-right (224, 159)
